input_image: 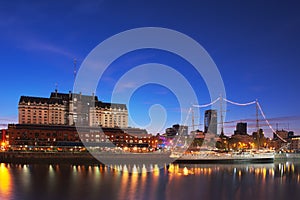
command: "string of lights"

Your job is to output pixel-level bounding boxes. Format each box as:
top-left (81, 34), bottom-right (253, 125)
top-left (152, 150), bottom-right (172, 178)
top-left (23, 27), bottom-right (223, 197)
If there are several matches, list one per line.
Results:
top-left (223, 98), bottom-right (256, 106)
top-left (192, 97), bottom-right (220, 108)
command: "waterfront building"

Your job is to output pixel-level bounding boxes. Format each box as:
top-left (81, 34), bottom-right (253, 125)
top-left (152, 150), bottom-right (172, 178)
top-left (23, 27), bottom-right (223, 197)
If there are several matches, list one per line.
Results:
top-left (0, 129), bottom-right (8, 150)
top-left (165, 124), bottom-right (188, 137)
top-left (173, 124), bottom-right (188, 136)
top-left (290, 136), bottom-right (300, 151)
top-left (7, 124), bottom-right (157, 151)
top-left (18, 90), bottom-right (128, 128)
top-left (229, 134), bottom-right (253, 149)
top-left (272, 129), bottom-right (293, 150)
top-left (204, 109), bottom-right (217, 135)
top-left (273, 129), bottom-right (289, 140)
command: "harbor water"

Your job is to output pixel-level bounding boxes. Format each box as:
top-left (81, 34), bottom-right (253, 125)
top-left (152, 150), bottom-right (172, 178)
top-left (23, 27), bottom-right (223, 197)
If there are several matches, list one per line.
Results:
top-left (1, 161), bottom-right (300, 200)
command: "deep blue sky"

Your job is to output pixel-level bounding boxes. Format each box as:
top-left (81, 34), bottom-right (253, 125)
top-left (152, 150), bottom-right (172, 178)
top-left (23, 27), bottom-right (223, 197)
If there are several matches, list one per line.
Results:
top-left (1, 0), bottom-right (300, 136)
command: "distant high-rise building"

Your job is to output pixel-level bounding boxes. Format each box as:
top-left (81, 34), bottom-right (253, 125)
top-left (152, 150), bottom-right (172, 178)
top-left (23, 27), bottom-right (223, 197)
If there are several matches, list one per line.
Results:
top-left (204, 109), bottom-right (217, 134)
top-left (234, 122), bottom-right (247, 135)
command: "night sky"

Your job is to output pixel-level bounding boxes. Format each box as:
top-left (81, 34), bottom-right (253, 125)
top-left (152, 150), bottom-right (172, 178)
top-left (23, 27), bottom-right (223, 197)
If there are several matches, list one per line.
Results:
top-left (1, 0), bottom-right (300, 136)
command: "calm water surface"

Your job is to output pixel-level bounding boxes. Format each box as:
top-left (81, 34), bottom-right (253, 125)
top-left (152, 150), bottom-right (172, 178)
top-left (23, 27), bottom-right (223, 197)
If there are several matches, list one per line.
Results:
top-left (1, 162), bottom-right (300, 200)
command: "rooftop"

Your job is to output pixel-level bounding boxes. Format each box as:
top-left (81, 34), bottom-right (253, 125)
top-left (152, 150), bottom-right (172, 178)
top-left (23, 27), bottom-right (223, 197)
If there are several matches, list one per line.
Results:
top-left (19, 91), bottom-right (126, 109)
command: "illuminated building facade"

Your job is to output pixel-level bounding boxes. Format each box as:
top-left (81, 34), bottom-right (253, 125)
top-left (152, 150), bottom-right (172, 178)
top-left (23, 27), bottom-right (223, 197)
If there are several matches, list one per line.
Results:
top-left (18, 91), bottom-right (128, 128)
top-left (290, 136), bottom-right (300, 150)
top-left (7, 124), bottom-right (158, 151)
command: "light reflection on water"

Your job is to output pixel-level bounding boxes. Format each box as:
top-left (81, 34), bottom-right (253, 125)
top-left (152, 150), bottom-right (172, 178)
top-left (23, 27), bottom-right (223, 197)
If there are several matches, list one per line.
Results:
top-left (0, 163), bottom-right (12, 199)
top-left (0, 162), bottom-right (300, 200)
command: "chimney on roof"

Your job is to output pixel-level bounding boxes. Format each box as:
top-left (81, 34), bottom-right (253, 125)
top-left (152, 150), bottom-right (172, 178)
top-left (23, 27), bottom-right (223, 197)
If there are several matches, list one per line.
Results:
top-left (79, 92), bottom-right (82, 100)
top-left (69, 91), bottom-right (72, 99)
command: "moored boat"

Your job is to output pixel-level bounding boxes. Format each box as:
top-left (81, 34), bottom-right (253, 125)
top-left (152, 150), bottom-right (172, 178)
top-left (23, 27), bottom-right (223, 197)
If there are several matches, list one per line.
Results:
top-left (171, 150), bottom-right (275, 164)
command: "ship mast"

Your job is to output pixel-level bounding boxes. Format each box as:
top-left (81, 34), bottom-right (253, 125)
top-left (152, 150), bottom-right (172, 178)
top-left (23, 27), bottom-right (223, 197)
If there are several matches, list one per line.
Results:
top-left (256, 99), bottom-right (260, 149)
top-left (192, 107), bottom-right (195, 131)
top-left (73, 58), bottom-right (77, 83)
top-left (220, 94), bottom-right (224, 136)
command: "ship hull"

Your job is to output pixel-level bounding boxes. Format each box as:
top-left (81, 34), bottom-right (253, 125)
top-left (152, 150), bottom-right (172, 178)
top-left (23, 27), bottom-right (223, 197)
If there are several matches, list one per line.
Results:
top-left (173, 157), bottom-right (274, 164)
top-left (171, 151), bottom-right (275, 164)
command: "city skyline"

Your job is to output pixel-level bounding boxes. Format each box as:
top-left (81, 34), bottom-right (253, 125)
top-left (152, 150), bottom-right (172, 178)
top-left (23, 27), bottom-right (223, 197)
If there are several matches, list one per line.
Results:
top-left (1, 1), bottom-right (300, 137)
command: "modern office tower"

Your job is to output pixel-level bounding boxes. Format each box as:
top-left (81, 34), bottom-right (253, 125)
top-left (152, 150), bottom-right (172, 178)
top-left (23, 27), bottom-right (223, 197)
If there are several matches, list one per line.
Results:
top-left (204, 109), bottom-right (217, 135)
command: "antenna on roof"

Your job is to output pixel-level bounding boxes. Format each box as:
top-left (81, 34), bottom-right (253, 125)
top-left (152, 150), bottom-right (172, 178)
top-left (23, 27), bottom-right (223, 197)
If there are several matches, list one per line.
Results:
top-left (73, 58), bottom-right (77, 83)
top-left (55, 82), bottom-right (58, 97)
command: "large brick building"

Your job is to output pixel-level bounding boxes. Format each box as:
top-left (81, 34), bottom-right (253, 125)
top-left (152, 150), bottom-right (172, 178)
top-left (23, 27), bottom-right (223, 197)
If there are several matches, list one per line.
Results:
top-left (18, 90), bottom-right (128, 128)
top-left (7, 124), bottom-right (158, 151)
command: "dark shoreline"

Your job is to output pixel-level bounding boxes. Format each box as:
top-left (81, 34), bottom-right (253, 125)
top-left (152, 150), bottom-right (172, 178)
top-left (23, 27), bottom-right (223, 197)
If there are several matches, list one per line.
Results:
top-left (0, 152), bottom-right (101, 165)
top-left (0, 151), bottom-right (173, 166)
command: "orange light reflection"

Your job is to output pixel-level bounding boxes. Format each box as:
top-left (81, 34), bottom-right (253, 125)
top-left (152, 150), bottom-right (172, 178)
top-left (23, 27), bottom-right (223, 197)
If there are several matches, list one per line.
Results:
top-left (0, 163), bottom-right (12, 199)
